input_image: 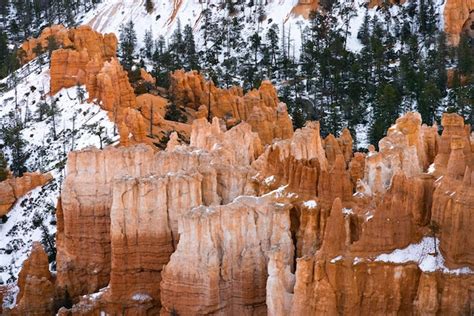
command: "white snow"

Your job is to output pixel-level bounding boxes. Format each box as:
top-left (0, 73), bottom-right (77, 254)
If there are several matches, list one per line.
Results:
top-left (303, 200), bottom-right (317, 209)
top-left (264, 175), bottom-right (276, 185)
top-left (132, 293), bottom-right (152, 302)
top-left (79, 0), bottom-right (307, 54)
top-left (375, 237), bottom-right (474, 274)
top-left (330, 255), bottom-right (343, 263)
top-left (342, 207), bottom-right (353, 215)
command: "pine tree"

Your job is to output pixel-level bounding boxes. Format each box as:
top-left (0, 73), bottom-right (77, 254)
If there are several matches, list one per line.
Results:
top-left (119, 20), bottom-right (137, 70)
top-left (457, 33), bottom-right (474, 76)
top-left (370, 83), bottom-right (401, 146)
top-left (144, 28), bottom-right (154, 58)
top-left (0, 30), bottom-right (10, 78)
top-left (0, 151), bottom-right (8, 181)
top-left (418, 81), bottom-right (441, 124)
top-left (47, 36), bottom-right (59, 58)
top-left (1, 115), bottom-right (28, 177)
top-left (183, 24), bottom-right (199, 70)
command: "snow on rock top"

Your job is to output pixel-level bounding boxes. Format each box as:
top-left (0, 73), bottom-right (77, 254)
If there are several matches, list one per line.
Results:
top-left (375, 237), bottom-right (474, 275)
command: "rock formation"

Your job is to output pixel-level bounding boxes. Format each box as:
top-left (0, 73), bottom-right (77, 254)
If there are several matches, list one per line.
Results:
top-left (0, 172), bottom-right (52, 217)
top-left (21, 25), bottom-right (116, 65)
top-left (444, 0), bottom-right (474, 45)
top-left (169, 70), bottom-right (294, 144)
top-left (291, 0), bottom-right (319, 18)
top-left (8, 242), bottom-right (55, 315)
top-left (10, 110), bottom-right (474, 315)
top-left (160, 195), bottom-right (293, 315)
top-left (265, 112), bottom-right (474, 315)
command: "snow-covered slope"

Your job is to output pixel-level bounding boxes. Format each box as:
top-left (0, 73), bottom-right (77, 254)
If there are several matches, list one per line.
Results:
top-left (79, 0), bottom-right (307, 50)
top-left (0, 57), bottom-right (117, 306)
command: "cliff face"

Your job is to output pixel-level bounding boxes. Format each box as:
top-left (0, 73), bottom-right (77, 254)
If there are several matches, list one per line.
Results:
top-left (0, 172), bottom-right (52, 217)
top-left (265, 112), bottom-right (474, 315)
top-left (160, 196), bottom-right (293, 315)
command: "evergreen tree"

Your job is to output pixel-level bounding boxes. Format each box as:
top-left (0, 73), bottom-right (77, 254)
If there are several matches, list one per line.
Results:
top-left (418, 81), bottom-right (441, 124)
top-left (119, 20), bottom-right (137, 70)
top-left (183, 24), bottom-right (199, 70)
top-left (143, 28), bottom-right (154, 59)
top-left (0, 151), bottom-right (8, 181)
top-left (1, 115), bottom-right (28, 177)
top-left (370, 84), bottom-right (401, 146)
top-left (457, 33), bottom-right (474, 76)
top-left (0, 30), bottom-right (10, 78)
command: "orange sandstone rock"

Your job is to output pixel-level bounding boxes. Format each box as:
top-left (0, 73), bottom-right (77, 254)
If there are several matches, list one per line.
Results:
top-left (444, 0), bottom-right (474, 45)
top-left (10, 242), bottom-right (55, 315)
top-left (0, 172), bottom-right (52, 217)
top-left (20, 25), bottom-right (116, 64)
top-left (169, 70), bottom-right (293, 144)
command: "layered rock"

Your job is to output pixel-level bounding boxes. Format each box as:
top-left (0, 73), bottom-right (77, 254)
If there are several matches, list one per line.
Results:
top-left (57, 145), bottom-right (156, 299)
top-left (57, 117), bottom-right (261, 308)
top-left (169, 70), bottom-right (293, 144)
top-left (361, 112), bottom-right (437, 195)
top-left (9, 242), bottom-right (55, 315)
top-left (266, 112), bottom-right (474, 315)
top-left (160, 195), bottom-right (294, 315)
top-left (0, 172), bottom-right (52, 217)
top-left (272, 258), bottom-right (474, 315)
top-left (431, 165), bottom-right (474, 269)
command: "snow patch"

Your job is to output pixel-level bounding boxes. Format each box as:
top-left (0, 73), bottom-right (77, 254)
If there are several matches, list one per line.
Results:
top-left (132, 293), bottom-right (152, 302)
top-left (375, 237), bottom-right (473, 274)
top-left (303, 200), bottom-right (317, 209)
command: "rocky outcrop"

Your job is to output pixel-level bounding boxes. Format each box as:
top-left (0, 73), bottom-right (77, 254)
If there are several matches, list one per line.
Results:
top-left (57, 145), bottom-right (156, 299)
top-left (20, 25), bottom-right (116, 64)
top-left (444, 0), bottom-right (474, 45)
top-left (9, 242), bottom-right (55, 315)
top-left (169, 70), bottom-right (293, 144)
top-left (160, 195), bottom-right (293, 315)
top-left (431, 168), bottom-right (474, 269)
top-left (0, 172), bottom-right (52, 217)
top-left (291, 0), bottom-right (318, 18)
top-left (266, 112), bottom-right (474, 315)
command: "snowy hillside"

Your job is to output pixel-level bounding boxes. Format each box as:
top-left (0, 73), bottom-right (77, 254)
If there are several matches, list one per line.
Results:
top-left (0, 57), bottom-right (117, 306)
top-left (79, 0), bottom-right (307, 50)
